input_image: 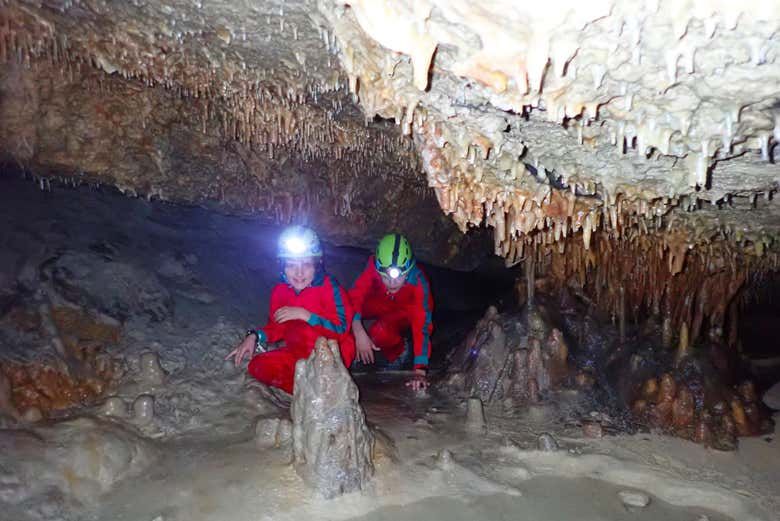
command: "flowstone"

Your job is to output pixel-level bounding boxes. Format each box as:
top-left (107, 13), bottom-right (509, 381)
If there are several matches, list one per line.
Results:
top-left (291, 337), bottom-right (374, 499)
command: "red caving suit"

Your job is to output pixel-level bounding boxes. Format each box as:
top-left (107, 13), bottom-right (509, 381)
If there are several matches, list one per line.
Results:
top-left (247, 272), bottom-right (355, 394)
top-left (348, 256), bottom-right (434, 369)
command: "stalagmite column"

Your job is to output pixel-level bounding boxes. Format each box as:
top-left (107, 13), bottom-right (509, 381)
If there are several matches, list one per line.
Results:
top-left (292, 338), bottom-right (374, 499)
top-left (676, 322), bottom-right (690, 365)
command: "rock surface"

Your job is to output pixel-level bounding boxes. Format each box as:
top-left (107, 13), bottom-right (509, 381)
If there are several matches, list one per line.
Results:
top-left (47, 251), bottom-right (173, 322)
top-left (292, 337), bottom-right (374, 498)
top-left (618, 490), bottom-right (651, 508)
top-left (537, 433), bottom-right (559, 452)
top-left (443, 305), bottom-right (570, 404)
top-left (0, 0), bottom-right (777, 273)
top-left (763, 381), bottom-right (780, 410)
top-left (0, 417), bottom-right (156, 506)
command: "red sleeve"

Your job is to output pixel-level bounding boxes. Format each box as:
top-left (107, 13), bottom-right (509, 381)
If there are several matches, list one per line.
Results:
top-left (348, 257), bottom-right (377, 319)
top-left (257, 284), bottom-right (286, 344)
top-left (306, 276), bottom-right (353, 337)
top-left (409, 269), bottom-right (434, 369)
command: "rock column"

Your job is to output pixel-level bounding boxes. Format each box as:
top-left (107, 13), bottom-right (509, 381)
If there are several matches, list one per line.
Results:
top-left (292, 337), bottom-right (374, 498)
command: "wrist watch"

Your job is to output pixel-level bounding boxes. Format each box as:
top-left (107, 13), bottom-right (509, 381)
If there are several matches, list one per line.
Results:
top-left (245, 329), bottom-right (261, 352)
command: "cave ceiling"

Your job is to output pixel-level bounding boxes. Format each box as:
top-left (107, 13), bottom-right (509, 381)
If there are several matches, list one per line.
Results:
top-left (0, 0), bottom-right (778, 270)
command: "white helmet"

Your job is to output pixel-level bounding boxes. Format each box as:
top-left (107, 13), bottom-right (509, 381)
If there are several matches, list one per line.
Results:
top-left (277, 225), bottom-right (323, 259)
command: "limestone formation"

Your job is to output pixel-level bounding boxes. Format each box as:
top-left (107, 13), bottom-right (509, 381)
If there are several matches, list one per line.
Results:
top-left (0, 370), bottom-right (19, 421)
top-left (132, 394), bottom-right (155, 425)
top-left (537, 433), bottom-right (559, 452)
top-left (632, 372), bottom-right (773, 449)
top-left (764, 381), bottom-right (780, 410)
top-left (465, 397), bottom-right (487, 433)
top-left (619, 490), bottom-right (651, 508)
top-left (255, 416), bottom-right (293, 449)
top-left (139, 352), bottom-right (166, 386)
top-left (46, 252), bottom-right (173, 322)
top-left (0, 417), bottom-right (156, 504)
top-left (291, 337), bottom-right (374, 498)
top-left (100, 397), bottom-right (127, 418)
top-left (0, 0), bottom-right (777, 281)
top-left (443, 306), bottom-right (571, 404)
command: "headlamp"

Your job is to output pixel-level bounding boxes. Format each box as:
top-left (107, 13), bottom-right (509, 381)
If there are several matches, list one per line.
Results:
top-left (387, 267), bottom-right (401, 279)
top-left (284, 236), bottom-right (306, 255)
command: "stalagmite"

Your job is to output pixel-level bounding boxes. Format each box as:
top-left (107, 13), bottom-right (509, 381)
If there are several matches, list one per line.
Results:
top-left (100, 396), bottom-right (127, 418)
top-left (292, 338), bottom-right (373, 498)
top-left (465, 397), bottom-right (487, 433)
top-left (133, 394), bottom-right (155, 424)
top-left (139, 352), bottom-right (165, 386)
top-left (675, 322), bottom-right (690, 365)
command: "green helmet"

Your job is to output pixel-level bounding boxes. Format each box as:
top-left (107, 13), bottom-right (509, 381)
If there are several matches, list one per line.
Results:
top-left (375, 233), bottom-right (415, 278)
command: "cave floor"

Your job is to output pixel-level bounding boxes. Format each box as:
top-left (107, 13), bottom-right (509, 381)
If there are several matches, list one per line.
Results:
top-left (83, 372), bottom-right (778, 521)
top-left (0, 176), bottom-right (778, 521)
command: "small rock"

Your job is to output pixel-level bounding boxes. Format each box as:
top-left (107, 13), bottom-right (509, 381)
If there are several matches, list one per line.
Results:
top-left (22, 407), bottom-right (43, 423)
top-left (255, 417), bottom-right (281, 448)
top-left (537, 432), bottom-right (559, 451)
top-left (618, 490), bottom-right (651, 508)
top-left (133, 395), bottom-right (155, 424)
top-left (465, 397), bottom-right (486, 432)
top-left (582, 420), bottom-right (603, 438)
top-left (139, 352), bottom-right (165, 386)
top-left (762, 381), bottom-right (780, 410)
top-left (435, 449), bottom-right (454, 468)
top-left (277, 418), bottom-right (292, 444)
top-left (255, 417), bottom-right (293, 448)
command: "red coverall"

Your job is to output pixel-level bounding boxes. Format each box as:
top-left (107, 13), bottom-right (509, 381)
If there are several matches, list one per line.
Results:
top-left (348, 256), bottom-right (434, 369)
top-left (247, 273), bottom-right (355, 394)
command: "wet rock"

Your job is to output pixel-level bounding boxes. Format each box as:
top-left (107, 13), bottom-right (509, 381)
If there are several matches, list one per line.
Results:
top-left (292, 337), bottom-right (373, 498)
top-left (139, 351), bottom-right (166, 386)
top-left (48, 251), bottom-right (173, 322)
top-left (435, 449), bottom-right (454, 468)
top-left (0, 370), bottom-right (20, 421)
top-left (21, 407), bottom-right (43, 423)
top-left (442, 306), bottom-right (570, 405)
top-left (537, 432), bottom-right (559, 452)
top-left (0, 417), bottom-right (156, 505)
top-left (762, 381), bottom-right (780, 410)
top-left (618, 490), bottom-right (651, 508)
top-left (133, 394), bottom-right (155, 424)
top-left (465, 397), bottom-right (486, 433)
top-left (372, 428), bottom-right (399, 463)
top-left (574, 371), bottom-right (594, 389)
top-left (255, 416), bottom-right (293, 448)
top-left (100, 396), bottom-right (128, 417)
top-left (582, 420), bottom-right (603, 438)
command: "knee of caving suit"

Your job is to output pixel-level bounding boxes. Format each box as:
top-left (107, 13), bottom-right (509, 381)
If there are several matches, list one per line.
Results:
top-left (247, 348), bottom-right (299, 395)
top-left (248, 334), bottom-right (356, 394)
top-left (367, 316), bottom-right (408, 362)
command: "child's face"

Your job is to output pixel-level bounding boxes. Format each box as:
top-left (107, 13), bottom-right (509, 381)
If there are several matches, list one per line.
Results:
top-left (284, 258), bottom-right (317, 292)
top-left (380, 271), bottom-right (407, 294)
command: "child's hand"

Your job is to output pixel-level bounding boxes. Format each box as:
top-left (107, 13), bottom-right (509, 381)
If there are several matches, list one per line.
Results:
top-left (225, 335), bottom-right (256, 367)
top-left (406, 368), bottom-right (429, 391)
top-left (274, 306), bottom-right (312, 323)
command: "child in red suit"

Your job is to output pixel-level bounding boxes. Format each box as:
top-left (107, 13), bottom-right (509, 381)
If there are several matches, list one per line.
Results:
top-left (349, 234), bottom-right (433, 391)
top-left (226, 225), bottom-right (355, 394)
